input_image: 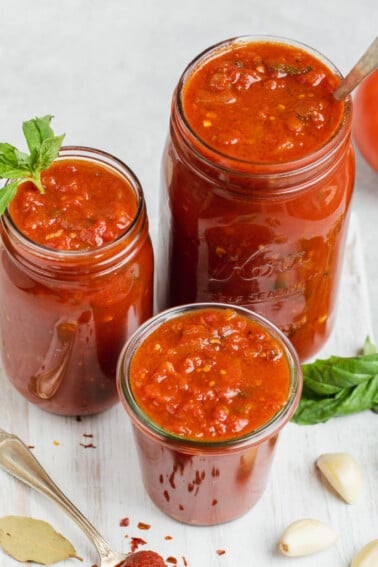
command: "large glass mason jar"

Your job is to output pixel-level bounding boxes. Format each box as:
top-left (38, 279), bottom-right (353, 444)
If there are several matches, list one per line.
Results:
top-left (0, 147), bottom-right (154, 416)
top-left (157, 36), bottom-right (355, 361)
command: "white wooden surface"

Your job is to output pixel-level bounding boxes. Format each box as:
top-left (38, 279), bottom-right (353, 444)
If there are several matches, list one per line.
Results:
top-left (1, 213), bottom-right (377, 567)
top-left (1, 1), bottom-right (378, 566)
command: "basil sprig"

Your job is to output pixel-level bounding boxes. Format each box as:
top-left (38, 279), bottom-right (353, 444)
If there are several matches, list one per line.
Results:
top-left (0, 115), bottom-right (65, 215)
top-left (292, 337), bottom-right (378, 425)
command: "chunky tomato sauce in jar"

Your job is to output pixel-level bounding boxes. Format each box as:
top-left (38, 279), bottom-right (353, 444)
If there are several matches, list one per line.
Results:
top-left (0, 147), bottom-right (154, 416)
top-left (117, 303), bottom-right (302, 525)
top-left (158, 36), bottom-right (355, 361)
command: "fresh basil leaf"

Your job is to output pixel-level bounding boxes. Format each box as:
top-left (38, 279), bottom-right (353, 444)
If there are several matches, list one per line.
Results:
top-left (292, 373), bottom-right (378, 425)
top-left (302, 354), bottom-right (378, 395)
top-left (0, 181), bottom-right (19, 215)
top-left (38, 135), bottom-right (65, 170)
top-left (0, 142), bottom-right (18, 161)
top-left (0, 145), bottom-right (31, 179)
top-left (22, 115), bottom-right (54, 154)
top-left (14, 148), bottom-right (31, 166)
top-left (0, 115), bottom-right (64, 213)
top-left (0, 167), bottom-right (31, 179)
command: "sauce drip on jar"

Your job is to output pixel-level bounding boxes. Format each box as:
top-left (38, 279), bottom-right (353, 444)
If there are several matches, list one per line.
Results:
top-left (0, 149), bottom-right (154, 416)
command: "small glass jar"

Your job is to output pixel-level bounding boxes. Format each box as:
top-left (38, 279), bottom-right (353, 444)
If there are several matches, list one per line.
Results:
top-left (157, 36), bottom-right (355, 361)
top-left (117, 302), bottom-right (302, 525)
top-left (0, 147), bottom-right (154, 416)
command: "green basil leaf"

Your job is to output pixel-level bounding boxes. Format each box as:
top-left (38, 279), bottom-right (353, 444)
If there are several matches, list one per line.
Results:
top-left (0, 168), bottom-right (30, 179)
top-left (302, 353), bottom-right (378, 395)
top-left (14, 148), bottom-right (31, 167)
top-left (0, 181), bottom-right (19, 215)
top-left (0, 146), bottom-right (31, 179)
top-left (38, 135), bottom-right (65, 170)
top-left (0, 115), bottom-right (64, 213)
top-left (0, 142), bottom-right (18, 160)
top-left (292, 374), bottom-right (378, 425)
top-left (22, 115), bottom-right (54, 153)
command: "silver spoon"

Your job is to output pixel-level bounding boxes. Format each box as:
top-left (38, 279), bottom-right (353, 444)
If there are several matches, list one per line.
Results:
top-left (0, 427), bottom-right (163, 567)
top-left (333, 36), bottom-right (378, 100)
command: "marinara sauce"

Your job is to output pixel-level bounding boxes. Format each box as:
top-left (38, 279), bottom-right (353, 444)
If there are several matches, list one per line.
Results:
top-left (158, 36), bottom-right (355, 361)
top-left (0, 147), bottom-right (154, 416)
top-left (117, 303), bottom-right (302, 525)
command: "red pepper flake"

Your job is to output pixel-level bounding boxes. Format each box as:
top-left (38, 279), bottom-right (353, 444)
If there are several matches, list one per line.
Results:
top-left (119, 517), bottom-right (130, 527)
top-left (166, 557), bottom-right (177, 564)
top-left (76, 415), bottom-right (82, 422)
top-left (27, 445), bottom-right (35, 449)
top-left (80, 442), bottom-right (97, 448)
top-left (182, 557), bottom-right (188, 566)
top-left (83, 433), bottom-right (94, 438)
top-left (216, 549), bottom-right (226, 555)
top-left (163, 490), bottom-right (170, 502)
top-left (130, 537), bottom-right (147, 552)
top-left (137, 522), bottom-right (151, 530)
top-left (164, 535), bottom-right (173, 540)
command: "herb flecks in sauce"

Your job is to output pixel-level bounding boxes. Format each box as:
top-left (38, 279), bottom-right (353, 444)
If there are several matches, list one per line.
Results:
top-left (182, 41), bottom-right (343, 162)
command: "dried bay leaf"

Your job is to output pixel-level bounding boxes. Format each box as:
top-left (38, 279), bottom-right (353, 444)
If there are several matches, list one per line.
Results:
top-left (0, 515), bottom-right (82, 565)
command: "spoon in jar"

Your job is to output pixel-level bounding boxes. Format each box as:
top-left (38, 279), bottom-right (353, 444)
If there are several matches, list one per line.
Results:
top-left (333, 36), bottom-right (378, 100)
top-left (0, 427), bottom-right (165, 567)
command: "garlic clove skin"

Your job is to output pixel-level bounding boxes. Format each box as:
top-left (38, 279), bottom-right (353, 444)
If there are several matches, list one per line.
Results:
top-left (279, 518), bottom-right (338, 557)
top-left (316, 452), bottom-right (363, 504)
top-left (351, 540), bottom-right (378, 567)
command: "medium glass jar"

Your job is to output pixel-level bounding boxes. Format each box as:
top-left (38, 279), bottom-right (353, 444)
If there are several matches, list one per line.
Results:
top-left (117, 302), bottom-right (302, 525)
top-left (0, 147), bottom-right (154, 416)
top-left (158, 36), bottom-right (355, 361)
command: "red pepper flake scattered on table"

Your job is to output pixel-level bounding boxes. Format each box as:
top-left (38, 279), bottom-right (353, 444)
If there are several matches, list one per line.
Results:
top-left (79, 442), bottom-right (97, 448)
top-left (182, 557), bottom-right (188, 566)
top-left (76, 415), bottom-right (82, 422)
top-left (216, 549), bottom-right (226, 556)
top-left (83, 432), bottom-right (94, 438)
top-left (27, 445), bottom-right (35, 449)
top-left (120, 517), bottom-right (130, 527)
top-left (130, 537), bottom-right (147, 552)
top-left (166, 557), bottom-right (177, 564)
top-left (137, 522), bottom-right (151, 530)
top-left (164, 535), bottom-right (173, 540)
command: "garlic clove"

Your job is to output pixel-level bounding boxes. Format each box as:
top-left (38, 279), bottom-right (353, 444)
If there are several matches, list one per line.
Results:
top-left (351, 540), bottom-right (378, 567)
top-left (279, 518), bottom-right (338, 557)
top-left (316, 452), bottom-right (363, 504)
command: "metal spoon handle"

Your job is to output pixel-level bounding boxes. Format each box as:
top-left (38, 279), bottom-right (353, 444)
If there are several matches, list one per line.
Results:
top-left (333, 36), bottom-right (378, 100)
top-left (0, 427), bottom-right (113, 560)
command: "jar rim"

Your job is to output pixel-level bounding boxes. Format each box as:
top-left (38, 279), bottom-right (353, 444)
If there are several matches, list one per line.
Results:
top-left (1, 146), bottom-right (146, 260)
top-left (117, 302), bottom-right (303, 452)
top-left (174, 34), bottom-right (352, 175)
